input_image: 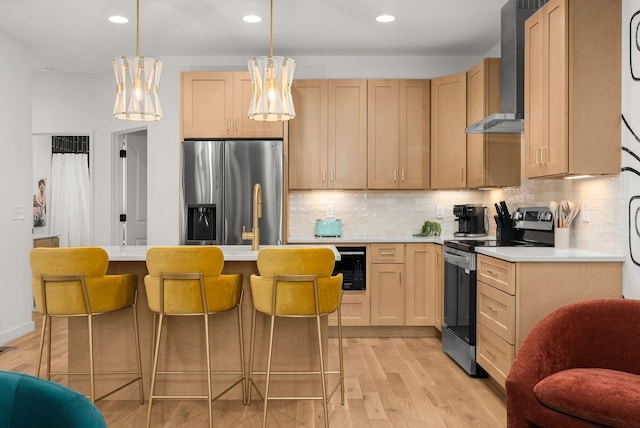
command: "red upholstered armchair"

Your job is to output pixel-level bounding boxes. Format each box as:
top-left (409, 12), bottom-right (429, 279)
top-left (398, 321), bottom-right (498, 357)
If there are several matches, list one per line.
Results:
top-left (506, 299), bottom-right (640, 428)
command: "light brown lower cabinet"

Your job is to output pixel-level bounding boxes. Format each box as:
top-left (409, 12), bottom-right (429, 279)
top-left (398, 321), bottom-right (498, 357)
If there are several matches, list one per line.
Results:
top-left (33, 236), bottom-right (59, 247)
top-left (369, 243), bottom-right (440, 327)
top-left (476, 254), bottom-right (622, 387)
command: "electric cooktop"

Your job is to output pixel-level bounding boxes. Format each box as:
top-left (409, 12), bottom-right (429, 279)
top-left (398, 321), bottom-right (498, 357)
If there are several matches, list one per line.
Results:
top-left (444, 239), bottom-right (552, 252)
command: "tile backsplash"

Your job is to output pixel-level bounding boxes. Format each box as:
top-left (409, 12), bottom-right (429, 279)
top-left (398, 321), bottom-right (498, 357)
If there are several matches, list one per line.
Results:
top-left (288, 176), bottom-right (624, 254)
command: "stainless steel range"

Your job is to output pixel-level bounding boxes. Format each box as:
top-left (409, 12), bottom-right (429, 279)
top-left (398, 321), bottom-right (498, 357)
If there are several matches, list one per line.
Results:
top-left (441, 205), bottom-right (554, 376)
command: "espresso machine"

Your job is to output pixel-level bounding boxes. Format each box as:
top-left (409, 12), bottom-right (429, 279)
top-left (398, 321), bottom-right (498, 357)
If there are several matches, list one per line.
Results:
top-left (453, 204), bottom-right (487, 237)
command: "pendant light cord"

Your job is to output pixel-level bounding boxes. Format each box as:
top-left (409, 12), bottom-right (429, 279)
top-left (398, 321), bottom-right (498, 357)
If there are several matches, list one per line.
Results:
top-left (136, 0), bottom-right (140, 57)
top-left (269, 0), bottom-right (273, 58)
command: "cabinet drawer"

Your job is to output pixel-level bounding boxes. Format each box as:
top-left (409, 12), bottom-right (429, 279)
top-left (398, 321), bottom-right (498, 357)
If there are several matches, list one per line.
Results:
top-left (477, 282), bottom-right (515, 344)
top-left (477, 323), bottom-right (515, 388)
top-left (477, 255), bottom-right (515, 294)
top-left (370, 244), bottom-right (404, 263)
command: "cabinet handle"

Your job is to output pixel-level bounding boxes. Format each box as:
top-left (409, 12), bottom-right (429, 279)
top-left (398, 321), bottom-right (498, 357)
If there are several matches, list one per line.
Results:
top-left (541, 146), bottom-right (547, 164)
top-left (401, 169), bottom-right (405, 182)
top-left (460, 167), bottom-right (464, 181)
top-left (486, 305), bottom-right (498, 313)
top-left (227, 119), bottom-right (231, 131)
top-left (399, 272), bottom-right (402, 285)
top-left (235, 118), bottom-right (239, 131)
top-left (486, 269), bottom-right (497, 276)
top-left (329, 170), bottom-right (334, 182)
top-left (380, 251), bottom-right (395, 256)
top-left (486, 349), bottom-right (497, 358)
top-left (394, 169), bottom-right (397, 183)
top-left (322, 170), bottom-right (326, 183)
top-left (535, 147), bottom-right (541, 165)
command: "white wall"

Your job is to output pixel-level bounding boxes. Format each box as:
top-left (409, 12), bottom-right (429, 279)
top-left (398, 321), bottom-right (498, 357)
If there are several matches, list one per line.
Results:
top-left (0, 33), bottom-right (35, 344)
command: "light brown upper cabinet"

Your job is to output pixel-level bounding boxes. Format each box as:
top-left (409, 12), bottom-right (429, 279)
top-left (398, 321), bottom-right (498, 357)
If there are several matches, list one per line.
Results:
top-left (466, 59), bottom-right (521, 188)
top-left (289, 80), bottom-right (367, 189)
top-left (430, 72), bottom-right (467, 189)
top-left (524, 0), bottom-right (620, 178)
top-left (181, 72), bottom-right (283, 140)
top-left (367, 80), bottom-right (430, 189)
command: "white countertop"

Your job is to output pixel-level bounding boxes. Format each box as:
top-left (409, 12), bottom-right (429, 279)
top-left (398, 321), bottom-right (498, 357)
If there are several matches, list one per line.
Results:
top-left (102, 244), bottom-right (341, 262)
top-left (475, 246), bottom-right (624, 263)
top-left (287, 236), bottom-right (448, 244)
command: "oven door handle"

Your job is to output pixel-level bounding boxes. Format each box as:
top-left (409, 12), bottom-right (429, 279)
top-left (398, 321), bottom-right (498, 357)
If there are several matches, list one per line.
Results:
top-left (444, 251), bottom-right (472, 270)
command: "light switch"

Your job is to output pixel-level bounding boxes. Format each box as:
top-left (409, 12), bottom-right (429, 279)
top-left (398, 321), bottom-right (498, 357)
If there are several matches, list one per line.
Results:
top-left (11, 206), bottom-right (25, 220)
top-left (436, 205), bottom-right (444, 219)
top-left (581, 201), bottom-right (590, 222)
top-left (326, 205), bottom-right (335, 219)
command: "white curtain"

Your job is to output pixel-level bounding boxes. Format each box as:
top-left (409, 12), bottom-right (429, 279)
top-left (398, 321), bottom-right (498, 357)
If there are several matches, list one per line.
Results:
top-left (50, 153), bottom-right (91, 247)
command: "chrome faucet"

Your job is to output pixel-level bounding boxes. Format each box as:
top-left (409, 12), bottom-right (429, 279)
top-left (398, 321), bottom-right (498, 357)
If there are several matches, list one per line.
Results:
top-left (242, 183), bottom-right (262, 251)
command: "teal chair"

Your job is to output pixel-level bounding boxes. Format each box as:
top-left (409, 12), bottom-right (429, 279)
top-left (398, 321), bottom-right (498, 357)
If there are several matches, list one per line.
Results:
top-left (0, 370), bottom-right (106, 427)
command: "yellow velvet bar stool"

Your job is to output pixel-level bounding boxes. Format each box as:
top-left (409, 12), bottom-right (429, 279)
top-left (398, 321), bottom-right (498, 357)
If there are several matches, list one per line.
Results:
top-left (29, 247), bottom-right (144, 404)
top-left (144, 246), bottom-right (245, 428)
top-left (248, 247), bottom-right (345, 428)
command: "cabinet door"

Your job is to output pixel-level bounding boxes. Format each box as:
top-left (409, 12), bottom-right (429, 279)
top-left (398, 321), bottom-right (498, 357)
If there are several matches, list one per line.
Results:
top-left (405, 244), bottom-right (436, 326)
top-left (543, 0), bottom-right (568, 176)
top-left (367, 80), bottom-right (399, 189)
top-left (430, 73), bottom-right (467, 189)
top-left (434, 244), bottom-right (443, 331)
top-left (289, 80), bottom-right (328, 189)
top-left (181, 72), bottom-right (234, 139)
top-left (524, 0), bottom-right (568, 177)
top-left (328, 80), bottom-right (367, 189)
top-left (234, 72), bottom-right (284, 138)
top-left (370, 263), bottom-right (404, 325)
top-left (399, 80), bottom-right (430, 189)
top-left (466, 61), bottom-right (488, 188)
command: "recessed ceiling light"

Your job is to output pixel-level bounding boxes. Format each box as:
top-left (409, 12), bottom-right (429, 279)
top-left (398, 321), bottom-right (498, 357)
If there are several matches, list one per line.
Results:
top-left (39, 66), bottom-right (55, 73)
top-left (243, 15), bottom-right (262, 23)
top-left (108, 16), bottom-right (129, 24)
top-left (376, 14), bottom-right (396, 23)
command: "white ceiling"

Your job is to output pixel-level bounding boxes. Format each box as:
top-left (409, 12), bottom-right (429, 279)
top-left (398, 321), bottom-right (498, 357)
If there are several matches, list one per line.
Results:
top-left (1, 0), bottom-right (506, 74)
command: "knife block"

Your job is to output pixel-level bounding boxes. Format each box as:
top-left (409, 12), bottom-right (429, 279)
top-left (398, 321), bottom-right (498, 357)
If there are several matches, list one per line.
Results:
top-left (496, 220), bottom-right (524, 241)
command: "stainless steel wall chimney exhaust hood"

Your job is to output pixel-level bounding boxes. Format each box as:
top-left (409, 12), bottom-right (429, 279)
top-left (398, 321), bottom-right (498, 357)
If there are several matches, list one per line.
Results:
top-left (465, 0), bottom-right (547, 134)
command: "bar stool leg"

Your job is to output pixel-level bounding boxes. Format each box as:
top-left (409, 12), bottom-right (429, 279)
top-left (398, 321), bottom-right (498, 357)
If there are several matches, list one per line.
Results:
top-left (131, 298), bottom-right (144, 404)
top-left (204, 312), bottom-right (213, 428)
top-left (338, 305), bottom-right (345, 405)
top-left (88, 314), bottom-right (96, 403)
top-left (262, 313), bottom-right (277, 428)
top-left (146, 313), bottom-right (164, 428)
top-left (247, 307), bottom-right (258, 405)
top-left (36, 315), bottom-right (48, 378)
top-left (236, 299), bottom-right (247, 404)
top-left (315, 313), bottom-right (329, 428)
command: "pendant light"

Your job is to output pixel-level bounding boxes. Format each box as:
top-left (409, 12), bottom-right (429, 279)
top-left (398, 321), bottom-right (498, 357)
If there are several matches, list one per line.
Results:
top-left (113, 0), bottom-right (162, 121)
top-left (247, 0), bottom-right (295, 121)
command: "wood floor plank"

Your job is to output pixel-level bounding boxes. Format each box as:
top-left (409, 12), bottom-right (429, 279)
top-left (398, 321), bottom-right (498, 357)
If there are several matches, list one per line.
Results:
top-left (0, 313), bottom-right (507, 427)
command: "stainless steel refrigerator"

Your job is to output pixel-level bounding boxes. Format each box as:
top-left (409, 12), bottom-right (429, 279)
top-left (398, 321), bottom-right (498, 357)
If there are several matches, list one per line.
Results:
top-left (181, 140), bottom-right (283, 245)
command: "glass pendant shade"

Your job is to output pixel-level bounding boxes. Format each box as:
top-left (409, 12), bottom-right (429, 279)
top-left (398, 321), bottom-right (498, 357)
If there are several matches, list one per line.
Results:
top-left (113, 56), bottom-right (163, 121)
top-left (248, 55), bottom-right (295, 121)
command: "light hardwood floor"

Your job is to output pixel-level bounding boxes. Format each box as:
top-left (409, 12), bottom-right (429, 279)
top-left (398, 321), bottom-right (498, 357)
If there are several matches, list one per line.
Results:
top-left (0, 314), bottom-right (506, 427)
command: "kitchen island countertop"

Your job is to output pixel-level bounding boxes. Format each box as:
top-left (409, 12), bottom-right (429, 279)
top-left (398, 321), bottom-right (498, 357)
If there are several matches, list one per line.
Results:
top-left (102, 244), bottom-right (340, 262)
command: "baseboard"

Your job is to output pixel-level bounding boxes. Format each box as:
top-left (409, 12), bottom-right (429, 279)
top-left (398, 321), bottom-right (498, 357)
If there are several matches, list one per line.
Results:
top-left (0, 320), bottom-right (35, 346)
top-left (328, 325), bottom-right (441, 338)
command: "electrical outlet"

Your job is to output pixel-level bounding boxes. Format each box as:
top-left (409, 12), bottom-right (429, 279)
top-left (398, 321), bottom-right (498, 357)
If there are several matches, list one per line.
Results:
top-left (326, 205), bottom-right (335, 219)
top-left (436, 205), bottom-right (444, 219)
top-left (581, 201), bottom-right (590, 223)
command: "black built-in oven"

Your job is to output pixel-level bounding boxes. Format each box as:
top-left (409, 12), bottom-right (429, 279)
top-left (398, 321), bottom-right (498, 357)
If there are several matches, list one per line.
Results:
top-left (332, 246), bottom-right (366, 290)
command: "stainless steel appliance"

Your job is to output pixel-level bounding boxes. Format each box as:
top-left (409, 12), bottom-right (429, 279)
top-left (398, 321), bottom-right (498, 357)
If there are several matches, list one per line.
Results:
top-left (332, 246), bottom-right (366, 291)
top-left (181, 140), bottom-right (283, 245)
top-left (453, 204), bottom-right (487, 237)
top-left (465, 0), bottom-right (548, 134)
top-left (442, 205), bottom-right (554, 376)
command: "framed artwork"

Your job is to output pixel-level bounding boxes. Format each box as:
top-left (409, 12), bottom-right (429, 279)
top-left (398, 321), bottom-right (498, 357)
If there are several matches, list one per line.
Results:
top-left (33, 177), bottom-right (46, 227)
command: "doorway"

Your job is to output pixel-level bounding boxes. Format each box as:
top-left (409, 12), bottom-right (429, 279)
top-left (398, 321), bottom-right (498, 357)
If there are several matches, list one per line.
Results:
top-left (113, 129), bottom-right (148, 245)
